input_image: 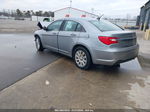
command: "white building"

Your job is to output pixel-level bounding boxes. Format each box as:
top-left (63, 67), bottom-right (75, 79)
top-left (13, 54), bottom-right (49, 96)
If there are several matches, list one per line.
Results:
top-left (54, 7), bottom-right (99, 20)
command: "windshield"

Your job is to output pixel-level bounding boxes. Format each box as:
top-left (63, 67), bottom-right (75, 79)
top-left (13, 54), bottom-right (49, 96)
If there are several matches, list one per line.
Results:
top-left (89, 20), bottom-right (123, 32)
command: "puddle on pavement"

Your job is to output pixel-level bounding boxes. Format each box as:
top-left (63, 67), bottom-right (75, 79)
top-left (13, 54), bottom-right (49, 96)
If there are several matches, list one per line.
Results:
top-left (120, 54), bottom-right (150, 72)
top-left (120, 58), bottom-right (142, 71)
top-left (113, 55), bottom-right (150, 72)
top-left (91, 57), bottom-right (150, 74)
top-left (117, 55), bottom-right (150, 109)
top-left (122, 76), bottom-right (150, 109)
top-left (138, 54), bottom-right (150, 71)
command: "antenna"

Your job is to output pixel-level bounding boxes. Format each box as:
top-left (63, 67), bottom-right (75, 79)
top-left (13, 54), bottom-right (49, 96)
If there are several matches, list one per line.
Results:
top-left (91, 8), bottom-right (94, 14)
top-left (97, 14), bottom-right (104, 21)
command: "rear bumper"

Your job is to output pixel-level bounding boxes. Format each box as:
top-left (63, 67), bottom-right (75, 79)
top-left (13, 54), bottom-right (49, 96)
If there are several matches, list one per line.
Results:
top-left (92, 44), bottom-right (139, 65)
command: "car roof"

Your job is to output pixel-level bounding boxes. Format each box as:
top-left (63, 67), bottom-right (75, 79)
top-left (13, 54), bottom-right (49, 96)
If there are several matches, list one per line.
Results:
top-left (56, 17), bottom-right (97, 22)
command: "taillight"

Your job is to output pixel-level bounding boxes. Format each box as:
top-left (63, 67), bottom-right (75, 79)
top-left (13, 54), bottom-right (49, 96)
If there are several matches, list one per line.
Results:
top-left (98, 36), bottom-right (119, 45)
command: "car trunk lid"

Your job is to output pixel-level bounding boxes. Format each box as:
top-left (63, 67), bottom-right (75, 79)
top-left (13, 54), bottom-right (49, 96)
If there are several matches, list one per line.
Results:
top-left (101, 31), bottom-right (137, 48)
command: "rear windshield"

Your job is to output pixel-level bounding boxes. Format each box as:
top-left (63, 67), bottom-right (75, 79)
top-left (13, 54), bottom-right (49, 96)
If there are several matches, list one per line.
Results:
top-left (89, 20), bottom-right (123, 32)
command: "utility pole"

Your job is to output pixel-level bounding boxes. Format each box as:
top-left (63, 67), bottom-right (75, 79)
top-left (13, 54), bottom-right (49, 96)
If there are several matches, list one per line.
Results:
top-left (70, 0), bottom-right (72, 8)
top-left (69, 0), bottom-right (72, 15)
top-left (91, 8), bottom-right (94, 14)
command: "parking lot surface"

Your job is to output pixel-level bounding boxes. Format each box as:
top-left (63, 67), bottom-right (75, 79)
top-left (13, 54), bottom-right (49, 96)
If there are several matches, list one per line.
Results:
top-left (0, 34), bottom-right (60, 90)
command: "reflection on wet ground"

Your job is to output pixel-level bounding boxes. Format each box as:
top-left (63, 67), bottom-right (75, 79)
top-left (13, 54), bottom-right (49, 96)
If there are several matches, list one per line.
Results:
top-left (138, 53), bottom-right (150, 71)
top-left (92, 56), bottom-right (150, 72)
top-left (123, 76), bottom-right (150, 109)
top-left (0, 34), bottom-right (60, 91)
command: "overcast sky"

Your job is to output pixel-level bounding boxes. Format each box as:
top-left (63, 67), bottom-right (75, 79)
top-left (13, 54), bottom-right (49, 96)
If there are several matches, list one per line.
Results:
top-left (0, 0), bottom-right (149, 18)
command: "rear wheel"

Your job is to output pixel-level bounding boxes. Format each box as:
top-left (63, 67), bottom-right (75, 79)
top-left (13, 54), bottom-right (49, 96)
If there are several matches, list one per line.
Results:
top-left (73, 47), bottom-right (92, 70)
top-left (113, 64), bottom-right (120, 68)
top-left (35, 36), bottom-right (44, 51)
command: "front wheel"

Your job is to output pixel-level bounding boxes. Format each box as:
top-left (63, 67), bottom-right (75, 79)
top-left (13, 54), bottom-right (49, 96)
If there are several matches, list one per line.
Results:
top-left (35, 37), bottom-right (44, 51)
top-left (73, 47), bottom-right (92, 70)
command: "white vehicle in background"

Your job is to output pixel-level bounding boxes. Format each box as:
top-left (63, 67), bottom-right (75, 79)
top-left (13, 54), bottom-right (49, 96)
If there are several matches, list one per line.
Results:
top-left (37, 18), bottom-right (53, 29)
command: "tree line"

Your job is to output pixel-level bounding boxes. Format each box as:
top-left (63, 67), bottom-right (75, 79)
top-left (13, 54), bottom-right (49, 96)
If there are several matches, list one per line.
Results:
top-left (0, 9), bottom-right (54, 18)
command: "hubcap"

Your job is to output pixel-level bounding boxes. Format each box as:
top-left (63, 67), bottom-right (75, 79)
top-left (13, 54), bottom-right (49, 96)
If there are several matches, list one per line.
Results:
top-left (75, 50), bottom-right (87, 67)
top-left (35, 38), bottom-right (40, 50)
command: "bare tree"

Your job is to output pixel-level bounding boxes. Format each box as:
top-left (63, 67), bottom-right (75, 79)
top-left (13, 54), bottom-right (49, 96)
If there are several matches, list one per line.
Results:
top-left (35, 11), bottom-right (43, 16)
top-left (25, 10), bottom-right (31, 17)
top-left (43, 11), bottom-right (50, 17)
top-left (16, 9), bottom-right (23, 17)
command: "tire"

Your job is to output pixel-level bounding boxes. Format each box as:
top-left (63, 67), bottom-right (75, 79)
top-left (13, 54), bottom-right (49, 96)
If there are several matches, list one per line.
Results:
top-left (113, 64), bottom-right (120, 68)
top-left (35, 36), bottom-right (44, 51)
top-left (73, 47), bottom-right (92, 70)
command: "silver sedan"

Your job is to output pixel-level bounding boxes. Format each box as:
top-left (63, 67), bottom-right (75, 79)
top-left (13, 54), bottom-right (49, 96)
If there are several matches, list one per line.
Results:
top-left (34, 18), bottom-right (139, 70)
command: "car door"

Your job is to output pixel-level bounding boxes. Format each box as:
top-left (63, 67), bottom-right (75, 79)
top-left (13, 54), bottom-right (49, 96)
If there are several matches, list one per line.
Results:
top-left (42, 20), bottom-right (63, 51)
top-left (58, 20), bottom-right (80, 56)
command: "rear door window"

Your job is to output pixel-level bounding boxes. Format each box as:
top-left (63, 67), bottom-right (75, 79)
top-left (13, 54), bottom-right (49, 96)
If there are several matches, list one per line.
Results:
top-left (62, 20), bottom-right (78, 31)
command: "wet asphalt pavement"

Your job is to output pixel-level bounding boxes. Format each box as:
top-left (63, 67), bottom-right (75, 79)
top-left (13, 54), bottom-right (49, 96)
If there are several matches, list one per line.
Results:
top-left (0, 34), bottom-right (60, 91)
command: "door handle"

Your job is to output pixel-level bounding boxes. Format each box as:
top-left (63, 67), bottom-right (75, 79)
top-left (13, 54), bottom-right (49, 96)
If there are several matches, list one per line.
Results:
top-left (52, 33), bottom-right (57, 35)
top-left (70, 34), bottom-right (76, 37)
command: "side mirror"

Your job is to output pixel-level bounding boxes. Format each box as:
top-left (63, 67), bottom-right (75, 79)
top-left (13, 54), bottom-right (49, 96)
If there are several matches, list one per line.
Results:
top-left (43, 27), bottom-right (48, 31)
